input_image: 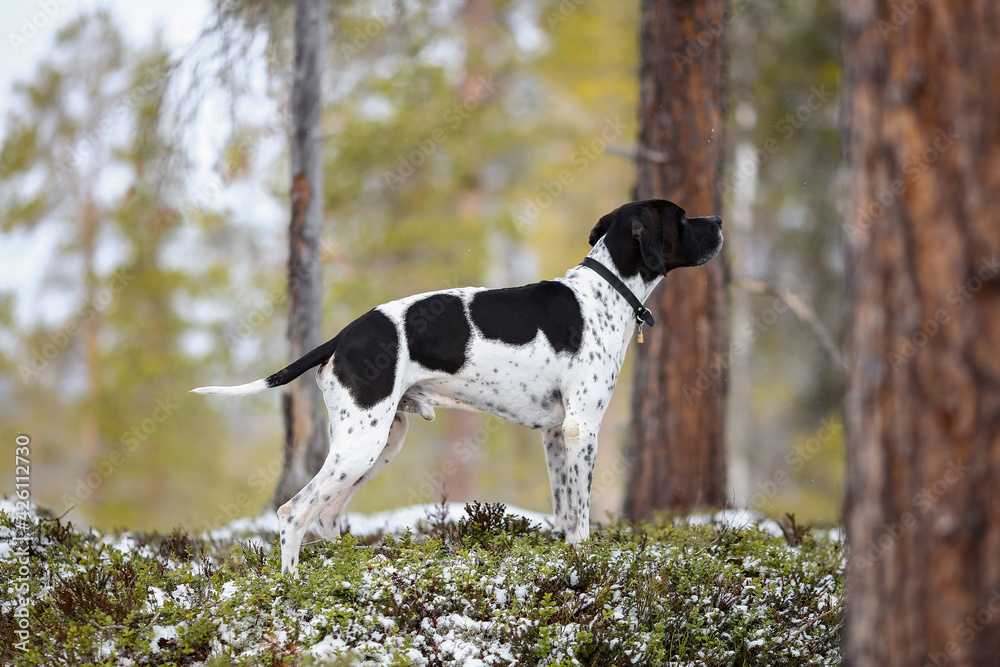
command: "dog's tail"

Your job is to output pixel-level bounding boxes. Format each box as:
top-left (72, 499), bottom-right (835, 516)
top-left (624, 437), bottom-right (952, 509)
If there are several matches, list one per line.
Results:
top-left (190, 333), bottom-right (341, 397)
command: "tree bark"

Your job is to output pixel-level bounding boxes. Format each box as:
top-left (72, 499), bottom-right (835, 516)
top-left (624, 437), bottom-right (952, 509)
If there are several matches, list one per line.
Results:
top-left (624, 0), bottom-right (728, 521)
top-left (271, 0), bottom-right (327, 508)
top-left (842, 2), bottom-right (1000, 665)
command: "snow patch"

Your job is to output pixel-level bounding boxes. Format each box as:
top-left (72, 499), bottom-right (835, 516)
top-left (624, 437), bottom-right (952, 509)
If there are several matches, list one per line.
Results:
top-left (682, 509), bottom-right (785, 538)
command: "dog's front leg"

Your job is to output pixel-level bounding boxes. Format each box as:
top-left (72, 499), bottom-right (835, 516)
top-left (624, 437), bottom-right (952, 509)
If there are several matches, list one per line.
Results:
top-left (541, 425), bottom-right (570, 538)
top-left (560, 415), bottom-right (599, 544)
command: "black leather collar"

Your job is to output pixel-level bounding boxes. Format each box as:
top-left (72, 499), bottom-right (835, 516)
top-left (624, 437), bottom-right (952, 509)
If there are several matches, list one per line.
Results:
top-left (580, 257), bottom-right (655, 328)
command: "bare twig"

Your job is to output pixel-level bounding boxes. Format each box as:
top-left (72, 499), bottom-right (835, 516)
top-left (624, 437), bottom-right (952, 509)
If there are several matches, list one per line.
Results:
top-left (89, 611), bottom-right (163, 633)
top-left (637, 144), bottom-right (670, 163)
top-left (788, 601), bottom-right (844, 640)
top-left (38, 507), bottom-right (75, 522)
top-left (604, 144), bottom-right (670, 163)
top-left (730, 274), bottom-right (846, 372)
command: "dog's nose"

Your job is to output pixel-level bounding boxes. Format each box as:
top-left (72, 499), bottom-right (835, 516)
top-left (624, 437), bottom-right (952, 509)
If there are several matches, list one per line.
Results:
top-left (690, 215), bottom-right (722, 228)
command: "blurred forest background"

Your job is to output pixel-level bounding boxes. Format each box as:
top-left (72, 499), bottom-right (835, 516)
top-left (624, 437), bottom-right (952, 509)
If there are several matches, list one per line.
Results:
top-left (0, 0), bottom-right (843, 534)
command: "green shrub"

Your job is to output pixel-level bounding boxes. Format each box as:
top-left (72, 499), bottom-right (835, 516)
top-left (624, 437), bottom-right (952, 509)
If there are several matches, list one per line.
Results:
top-left (0, 503), bottom-right (844, 666)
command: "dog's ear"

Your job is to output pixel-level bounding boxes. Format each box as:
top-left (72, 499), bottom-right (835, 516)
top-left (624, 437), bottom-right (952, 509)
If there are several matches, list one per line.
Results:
top-left (588, 212), bottom-right (614, 247)
top-left (631, 208), bottom-right (666, 276)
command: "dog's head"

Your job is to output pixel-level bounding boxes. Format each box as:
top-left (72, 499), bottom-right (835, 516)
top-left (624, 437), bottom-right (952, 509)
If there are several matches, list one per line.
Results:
top-left (588, 199), bottom-right (723, 281)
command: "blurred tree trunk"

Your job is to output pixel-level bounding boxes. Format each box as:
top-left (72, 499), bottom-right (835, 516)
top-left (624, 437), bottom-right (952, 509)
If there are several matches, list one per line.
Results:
top-left (80, 193), bottom-right (101, 465)
top-left (272, 0), bottom-right (327, 508)
top-left (843, 2), bottom-right (1000, 665)
top-left (624, 0), bottom-right (728, 520)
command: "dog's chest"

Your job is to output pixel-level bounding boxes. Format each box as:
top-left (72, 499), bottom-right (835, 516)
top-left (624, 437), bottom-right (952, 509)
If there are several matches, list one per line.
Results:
top-left (403, 338), bottom-right (572, 429)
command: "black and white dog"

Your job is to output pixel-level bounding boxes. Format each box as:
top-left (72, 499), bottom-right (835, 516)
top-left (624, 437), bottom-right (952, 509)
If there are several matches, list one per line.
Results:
top-left (193, 199), bottom-right (723, 575)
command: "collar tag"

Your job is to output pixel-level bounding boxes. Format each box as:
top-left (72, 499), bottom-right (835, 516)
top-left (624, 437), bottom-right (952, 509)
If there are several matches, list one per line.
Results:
top-left (580, 258), bottom-right (656, 335)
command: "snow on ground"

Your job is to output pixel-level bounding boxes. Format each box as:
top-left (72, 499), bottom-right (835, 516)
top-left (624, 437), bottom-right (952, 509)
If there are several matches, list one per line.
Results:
top-left (201, 501), bottom-right (554, 544)
top-left (344, 502), bottom-right (552, 537)
top-left (1, 495), bottom-right (839, 551)
top-left (681, 508), bottom-right (786, 539)
top-left (0, 499), bottom-right (15, 560)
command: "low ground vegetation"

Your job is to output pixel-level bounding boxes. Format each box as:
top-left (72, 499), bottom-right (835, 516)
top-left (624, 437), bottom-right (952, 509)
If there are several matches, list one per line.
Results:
top-left (1, 501), bottom-right (843, 666)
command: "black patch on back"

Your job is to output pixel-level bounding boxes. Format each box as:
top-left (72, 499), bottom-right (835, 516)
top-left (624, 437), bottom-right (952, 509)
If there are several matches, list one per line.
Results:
top-left (470, 281), bottom-right (584, 354)
top-left (404, 294), bottom-right (470, 374)
top-left (333, 309), bottom-right (399, 410)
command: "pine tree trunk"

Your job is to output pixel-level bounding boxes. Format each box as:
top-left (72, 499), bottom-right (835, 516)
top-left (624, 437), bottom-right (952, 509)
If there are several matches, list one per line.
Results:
top-left (843, 2), bottom-right (1000, 665)
top-left (624, 0), bottom-right (728, 521)
top-left (271, 0), bottom-right (327, 508)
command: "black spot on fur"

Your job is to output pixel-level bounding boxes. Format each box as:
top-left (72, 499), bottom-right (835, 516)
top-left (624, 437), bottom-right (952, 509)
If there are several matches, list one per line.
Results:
top-left (541, 389), bottom-right (562, 411)
top-left (333, 308), bottom-right (399, 410)
top-left (470, 281), bottom-right (584, 354)
top-left (404, 293), bottom-right (470, 373)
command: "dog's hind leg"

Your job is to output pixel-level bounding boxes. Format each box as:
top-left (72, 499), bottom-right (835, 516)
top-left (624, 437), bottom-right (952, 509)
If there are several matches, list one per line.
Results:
top-left (314, 412), bottom-right (409, 541)
top-left (277, 419), bottom-right (395, 576)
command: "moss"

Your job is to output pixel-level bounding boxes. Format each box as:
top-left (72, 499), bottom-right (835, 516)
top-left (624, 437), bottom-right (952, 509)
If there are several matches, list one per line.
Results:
top-left (1, 503), bottom-right (844, 666)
